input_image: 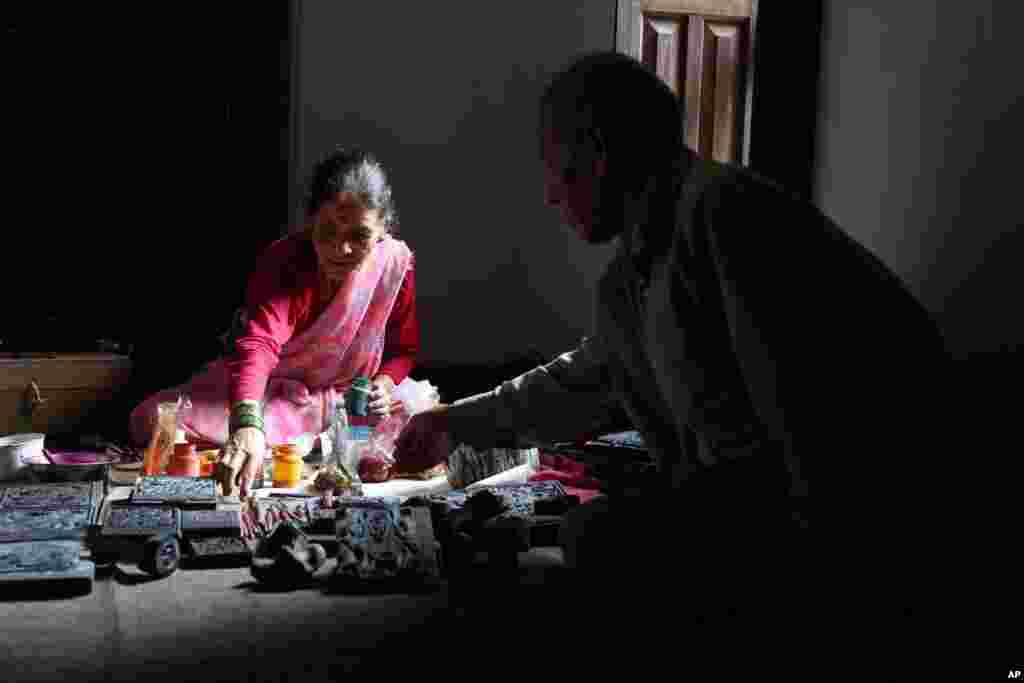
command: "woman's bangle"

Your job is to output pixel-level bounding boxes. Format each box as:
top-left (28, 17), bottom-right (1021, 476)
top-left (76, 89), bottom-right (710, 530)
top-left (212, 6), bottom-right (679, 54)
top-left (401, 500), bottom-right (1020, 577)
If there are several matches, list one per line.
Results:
top-left (231, 400), bottom-right (263, 417)
top-left (230, 414), bottom-right (265, 433)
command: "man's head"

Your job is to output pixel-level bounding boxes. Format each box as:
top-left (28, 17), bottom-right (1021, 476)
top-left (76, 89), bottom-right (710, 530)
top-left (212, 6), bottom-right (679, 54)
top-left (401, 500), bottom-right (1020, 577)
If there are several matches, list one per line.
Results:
top-left (539, 51), bottom-right (684, 243)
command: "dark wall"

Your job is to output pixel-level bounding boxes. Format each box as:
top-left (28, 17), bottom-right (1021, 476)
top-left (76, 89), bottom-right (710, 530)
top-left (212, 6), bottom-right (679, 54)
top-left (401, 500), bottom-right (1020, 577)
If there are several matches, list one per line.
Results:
top-left (814, 2), bottom-right (1023, 495)
top-left (294, 1), bottom-right (620, 366)
top-left (5, 6), bottom-right (292, 413)
top-left (815, 1), bottom-right (1024, 361)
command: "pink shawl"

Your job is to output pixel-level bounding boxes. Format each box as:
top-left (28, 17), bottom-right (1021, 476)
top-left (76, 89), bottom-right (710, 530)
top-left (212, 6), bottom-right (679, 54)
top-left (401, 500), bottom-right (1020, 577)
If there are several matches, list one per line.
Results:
top-left (132, 236), bottom-right (412, 448)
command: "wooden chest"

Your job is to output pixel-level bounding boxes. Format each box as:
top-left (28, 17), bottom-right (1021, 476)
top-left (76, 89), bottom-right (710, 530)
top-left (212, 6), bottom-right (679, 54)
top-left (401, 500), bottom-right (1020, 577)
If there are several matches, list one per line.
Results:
top-left (0, 353), bottom-right (132, 437)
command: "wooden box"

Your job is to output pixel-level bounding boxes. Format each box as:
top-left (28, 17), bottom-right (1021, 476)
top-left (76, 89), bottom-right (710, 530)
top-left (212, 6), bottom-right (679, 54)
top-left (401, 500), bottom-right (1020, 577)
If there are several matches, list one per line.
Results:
top-left (0, 353), bottom-right (132, 437)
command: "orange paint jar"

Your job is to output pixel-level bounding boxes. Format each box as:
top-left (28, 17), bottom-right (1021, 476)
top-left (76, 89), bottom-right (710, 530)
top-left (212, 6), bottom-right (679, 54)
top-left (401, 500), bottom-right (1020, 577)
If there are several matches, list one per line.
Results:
top-left (197, 449), bottom-right (220, 478)
top-left (272, 444), bottom-right (303, 488)
top-left (167, 442), bottom-right (201, 477)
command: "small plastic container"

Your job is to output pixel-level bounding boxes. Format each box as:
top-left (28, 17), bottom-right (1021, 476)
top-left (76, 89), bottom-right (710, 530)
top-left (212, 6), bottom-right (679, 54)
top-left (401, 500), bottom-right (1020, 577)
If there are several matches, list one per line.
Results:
top-left (197, 449), bottom-right (219, 478)
top-left (272, 444), bottom-right (303, 488)
top-left (166, 442), bottom-right (200, 477)
top-left (143, 402), bottom-right (180, 476)
top-left (347, 376), bottom-right (372, 417)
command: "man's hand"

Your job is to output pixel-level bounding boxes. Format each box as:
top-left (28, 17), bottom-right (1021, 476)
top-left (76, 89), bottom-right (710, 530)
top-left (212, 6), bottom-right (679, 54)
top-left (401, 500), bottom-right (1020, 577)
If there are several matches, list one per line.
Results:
top-left (217, 426), bottom-right (266, 498)
top-left (368, 375), bottom-right (398, 418)
top-left (393, 404), bottom-right (452, 472)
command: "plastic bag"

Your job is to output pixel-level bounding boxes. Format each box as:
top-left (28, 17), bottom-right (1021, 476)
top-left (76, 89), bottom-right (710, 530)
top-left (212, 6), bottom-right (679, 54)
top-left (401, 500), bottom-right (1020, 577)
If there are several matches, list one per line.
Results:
top-left (348, 379), bottom-right (439, 483)
top-left (392, 378), bottom-right (440, 417)
top-left (175, 393), bottom-right (193, 439)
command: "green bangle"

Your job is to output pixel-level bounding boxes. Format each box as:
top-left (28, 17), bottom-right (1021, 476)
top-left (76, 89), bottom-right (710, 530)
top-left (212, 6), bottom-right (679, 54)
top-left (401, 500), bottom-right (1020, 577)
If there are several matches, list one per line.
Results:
top-left (231, 414), bottom-right (265, 433)
top-left (231, 401), bottom-right (263, 418)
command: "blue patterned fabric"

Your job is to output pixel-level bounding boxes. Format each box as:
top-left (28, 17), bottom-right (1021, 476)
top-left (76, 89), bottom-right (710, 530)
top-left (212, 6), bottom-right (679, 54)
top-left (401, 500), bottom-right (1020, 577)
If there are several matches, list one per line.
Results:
top-left (441, 480), bottom-right (567, 517)
top-left (590, 430), bottom-right (646, 449)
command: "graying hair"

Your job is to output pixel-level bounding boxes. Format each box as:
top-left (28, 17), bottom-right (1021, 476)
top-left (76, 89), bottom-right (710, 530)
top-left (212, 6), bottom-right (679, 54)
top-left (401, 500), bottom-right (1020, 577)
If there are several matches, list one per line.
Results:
top-left (304, 147), bottom-right (399, 231)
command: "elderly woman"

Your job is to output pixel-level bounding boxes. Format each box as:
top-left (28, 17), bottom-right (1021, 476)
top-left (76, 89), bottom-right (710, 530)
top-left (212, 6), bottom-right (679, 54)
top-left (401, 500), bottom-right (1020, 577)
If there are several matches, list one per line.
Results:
top-left (129, 147), bottom-right (417, 496)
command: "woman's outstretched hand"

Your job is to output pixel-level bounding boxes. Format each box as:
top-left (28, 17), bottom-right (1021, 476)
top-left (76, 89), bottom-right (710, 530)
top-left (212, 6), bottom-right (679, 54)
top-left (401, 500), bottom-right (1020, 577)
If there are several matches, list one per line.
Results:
top-left (217, 426), bottom-right (266, 498)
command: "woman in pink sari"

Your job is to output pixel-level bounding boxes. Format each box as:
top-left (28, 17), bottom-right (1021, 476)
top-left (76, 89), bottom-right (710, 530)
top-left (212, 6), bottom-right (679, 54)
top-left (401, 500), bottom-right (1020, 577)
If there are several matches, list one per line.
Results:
top-left (129, 148), bottom-right (417, 496)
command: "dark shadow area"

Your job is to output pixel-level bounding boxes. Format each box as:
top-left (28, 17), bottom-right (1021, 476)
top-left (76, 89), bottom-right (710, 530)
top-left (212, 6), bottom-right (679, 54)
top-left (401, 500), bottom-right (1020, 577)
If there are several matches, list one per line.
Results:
top-left (109, 564), bottom-right (166, 586)
top-left (3, 4), bottom-right (293, 447)
top-left (0, 577), bottom-right (94, 601)
top-left (322, 577), bottom-right (444, 597)
top-left (180, 556), bottom-right (252, 571)
top-left (233, 578), bottom-right (318, 594)
top-left (410, 349), bottom-right (549, 403)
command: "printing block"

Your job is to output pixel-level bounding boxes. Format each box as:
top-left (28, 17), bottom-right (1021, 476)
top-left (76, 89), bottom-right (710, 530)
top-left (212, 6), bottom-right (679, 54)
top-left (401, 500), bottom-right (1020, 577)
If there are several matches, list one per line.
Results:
top-left (0, 539), bottom-right (95, 590)
top-left (131, 475), bottom-right (218, 508)
top-left (92, 503), bottom-right (183, 578)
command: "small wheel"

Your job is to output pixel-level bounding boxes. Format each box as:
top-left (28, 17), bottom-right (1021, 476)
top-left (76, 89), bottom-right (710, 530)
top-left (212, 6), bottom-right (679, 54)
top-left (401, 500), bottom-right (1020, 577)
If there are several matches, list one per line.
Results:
top-left (140, 536), bottom-right (180, 578)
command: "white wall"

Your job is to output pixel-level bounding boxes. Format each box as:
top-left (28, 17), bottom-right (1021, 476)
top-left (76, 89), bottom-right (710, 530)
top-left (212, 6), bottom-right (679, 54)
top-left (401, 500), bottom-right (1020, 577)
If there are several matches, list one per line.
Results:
top-left (815, 2), bottom-right (1024, 358)
top-left (292, 2), bottom-right (618, 365)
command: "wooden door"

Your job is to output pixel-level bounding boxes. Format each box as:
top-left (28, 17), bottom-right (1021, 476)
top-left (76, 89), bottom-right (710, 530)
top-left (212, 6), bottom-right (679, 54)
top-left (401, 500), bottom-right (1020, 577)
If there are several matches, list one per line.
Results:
top-left (617, 0), bottom-right (823, 198)
top-left (619, 1), bottom-right (754, 164)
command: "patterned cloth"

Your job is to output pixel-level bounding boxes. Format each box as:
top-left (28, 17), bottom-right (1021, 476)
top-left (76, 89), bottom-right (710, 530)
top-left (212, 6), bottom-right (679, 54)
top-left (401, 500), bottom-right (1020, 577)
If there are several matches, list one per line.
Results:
top-left (438, 480), bottom-right (567, 517)
top-left (528, 453), bottom-right (605, 505)
top-left (589, 430), bottom-right (646, 449)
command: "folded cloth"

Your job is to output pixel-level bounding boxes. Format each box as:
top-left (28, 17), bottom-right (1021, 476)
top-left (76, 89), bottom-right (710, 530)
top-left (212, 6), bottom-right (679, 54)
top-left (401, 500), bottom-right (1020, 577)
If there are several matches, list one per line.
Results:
top-left (528, 452), bottom-right (605, 504)
top-left (446, 443), bottom-right (535, 489)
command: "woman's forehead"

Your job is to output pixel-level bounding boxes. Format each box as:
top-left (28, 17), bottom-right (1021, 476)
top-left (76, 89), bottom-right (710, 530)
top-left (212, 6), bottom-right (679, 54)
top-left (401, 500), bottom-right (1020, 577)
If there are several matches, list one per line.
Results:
top-left (318, 194), bottom-right (380, 227)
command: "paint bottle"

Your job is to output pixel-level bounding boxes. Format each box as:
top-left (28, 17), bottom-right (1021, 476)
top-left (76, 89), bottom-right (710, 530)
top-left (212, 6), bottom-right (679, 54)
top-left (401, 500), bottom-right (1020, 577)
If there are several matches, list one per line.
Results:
top-left (197, 449), bottom-right (220, 478)
top-left (347, 376), bottom-right (372, 417)
top-left (272, 443), bottom-right (303, 488)
top-left (143, 401), bottom-right (179, 476)
top-left (167, 441), bottom-right (200, 477)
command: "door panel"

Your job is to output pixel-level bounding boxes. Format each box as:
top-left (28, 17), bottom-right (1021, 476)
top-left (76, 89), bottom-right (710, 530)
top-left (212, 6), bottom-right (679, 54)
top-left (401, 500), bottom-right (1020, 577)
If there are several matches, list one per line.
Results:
top-left (634, 7), bottom-right (752, 164)
top-left (619, 0), bottom-right (824, 199)
top-left (642, 18), bottom-right (683, 96)
top-left (687, 18), bottom-right (744, 162)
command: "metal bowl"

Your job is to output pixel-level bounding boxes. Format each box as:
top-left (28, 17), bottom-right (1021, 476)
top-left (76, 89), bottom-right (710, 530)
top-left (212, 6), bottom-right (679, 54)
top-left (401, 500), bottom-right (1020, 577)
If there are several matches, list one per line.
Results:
top-left (28, 451), bottom-right (119, 483)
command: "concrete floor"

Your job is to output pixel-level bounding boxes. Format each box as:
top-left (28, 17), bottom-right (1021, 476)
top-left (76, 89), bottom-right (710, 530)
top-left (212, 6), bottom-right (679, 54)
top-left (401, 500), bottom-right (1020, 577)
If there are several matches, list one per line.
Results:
top-left (1, 538), bottom-right (981, 681)
top-left (0, 548), bottom-right (579, 682)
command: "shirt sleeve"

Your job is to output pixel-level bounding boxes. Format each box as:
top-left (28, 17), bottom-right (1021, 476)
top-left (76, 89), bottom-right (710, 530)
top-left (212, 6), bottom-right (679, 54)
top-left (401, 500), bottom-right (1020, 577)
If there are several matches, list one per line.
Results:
top-left (226, 249), bottom-right (300, 405)
top-left (443, 335), bottom-right (625, 449)
top-left (376, 256), bottom-right (418, 385)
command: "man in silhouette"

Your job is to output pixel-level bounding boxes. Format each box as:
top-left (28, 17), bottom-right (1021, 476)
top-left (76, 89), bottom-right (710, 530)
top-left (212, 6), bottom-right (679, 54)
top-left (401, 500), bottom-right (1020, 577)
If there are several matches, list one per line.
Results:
top-left (398, 51), bottom-right (948, 635)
